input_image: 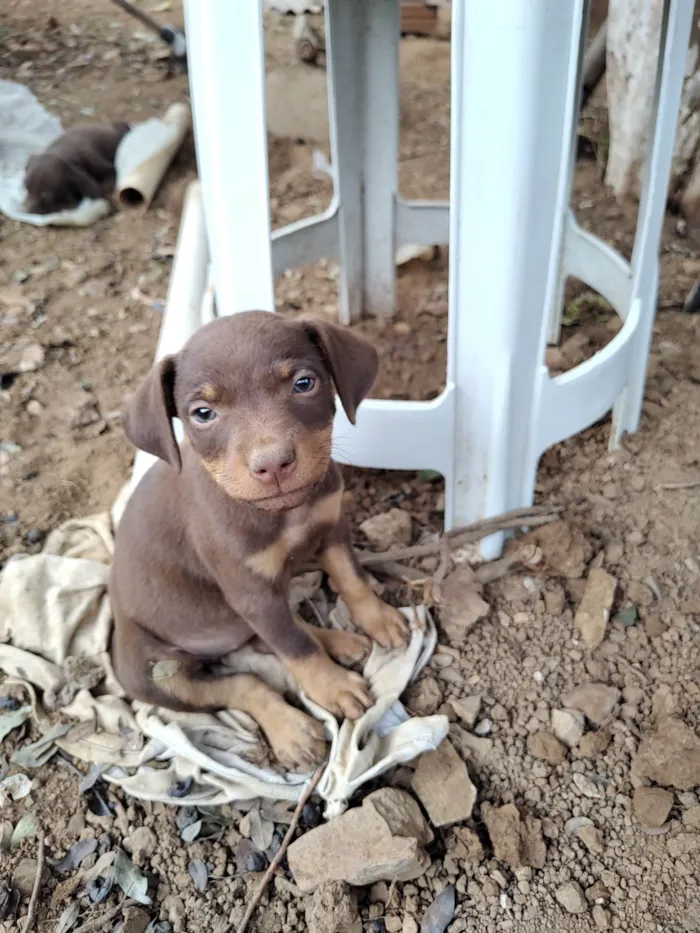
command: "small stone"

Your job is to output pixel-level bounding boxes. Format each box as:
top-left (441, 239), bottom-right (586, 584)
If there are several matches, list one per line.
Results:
top-left (551, 708), bottom-right (585, 747)
top-left (483, 804), bottom-right (522, 868)
top-left (122, 907), bottom-right (151, 933)
top-left (474, 719), bottom-right (492, 736)
top-left (578, 730), bottom-right (611, 759)
top-left (592, 905), bottom-right (610, 930)
top-left (627, 580), bottom-right (654, 607)
top-left (124, 826), bottom-right (157, 864)
top-left (667, 833), bottom-right (700, 858)
top-left (360, 510), bottom-right (412, 551)
top-left (18, 343), bottom-right (45, 373)
top-left (440, 568), bottom-right (490, 644)
top-left (576, 823), bottom-right (604, 855)
top-left (450, 695), bottom-right (481, 729)
top-left (12, 858), bottom-right (47, 896)
top-left (305, 881), bottom-right (359, 933)
top-left (555, 881), bottom-right (587, 914)
top-left (26, 399), bottom-right (43, 416)
top-left (402, 918), bottom-right (418, 933)
top-left (385, 918), bottom-right (402, 933)
top-left (411, 740), bottom-right (476, 826)
top-left (453, 826), bottom-right (484, 864)
top-left (525, 520), bottom-right (592, 578)
top-left (288, 789), bottom-right (432, 892)
top-left (632, 718), bottom-right (700, 790)
top-left (404, 676), bottom-right (443, 716)
top-left (574, 569), bottom-right (617, 649)
top-left (482, 805), bottom-right (545, 870)
top-left (633, 787), bottom-right (674, 827)
top-left (527, 732), bottom-right (566, 764)
top-left (564, 683), bottom-right (620, 725)
top-left (682, 804), bottom-right (700, 828)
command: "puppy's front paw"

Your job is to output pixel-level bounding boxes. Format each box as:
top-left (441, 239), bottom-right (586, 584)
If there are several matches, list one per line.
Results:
top-left (265, 705), bottom-right (327, 771)
top-left (353, 598), bottom-right (409, 650)
top-left (318, 629), bottom-right (372, 666)
top-left (292, 656), bottom-right (373, 720)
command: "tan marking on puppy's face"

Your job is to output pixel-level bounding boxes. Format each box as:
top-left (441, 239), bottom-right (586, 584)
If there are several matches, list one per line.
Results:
top-left (245, 487), bottom-right (344, 580)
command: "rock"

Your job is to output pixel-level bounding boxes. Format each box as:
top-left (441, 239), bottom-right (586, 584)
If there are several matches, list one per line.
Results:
top-left (18, 343), bottom-right (45, 373)
top-left (482, 804), bottom-right (524, 869)
top-left (564, 683), bottom-right (620, 725)
top-left (411, 739), bottom-right (476, 827)
top-left (592, 905), bottom-right (610, 930)
top-left (360, 510), bottom-right (412, 551)
top-left (577, 823), bottom-right (604, 855)
top-left (482, 804), bottom-right (545, 870)
top-left (404, 676), bottom-right (443, 716)
top-left (440, 568), bottom-right (490, 644)
top-left (682, 804), bottom-right (700, 828)
top-left (474, 719), bottom-right (492, 737)
top-left (573, 773), bottom-right (604, 799)
top-left (12, 858), bottom-right (47, 896)
top-left (402, 918), bottom-right (418, 933)
top-left (633, 718), bottom-right (700, 790)
top-left (667, 833), bottom-right (700, 858)
top-left (578, 730), bottom-right (611, 759)
top-left (122, 907), bottom-right (151, 933)
top-left (525, 520), bottom-right (592, 578)
top-left (385, 918), bottom-right (402, 933)
top-left (450, 695), bottom-right (481, 729)
top-left (574, 569), bottom-right (617, 649)
top-left (527, 732), bottom-right (566, 764)
top-left (305, 882), bottom-right (359, 933)
top-left (556, 881), bottom-right (587, 914)
top-left (551, 708), bottom-right (585, 748)
top-left (453, 826), bottom-right (484, 864)
top-left (288, 789), bottom-right (432, 892)
top-left (651, 684), bottom-right (676, 722)
top-left (124, 826), bottom-right (157, 864)
top-left (26, 399), bottom-right (43, 416)
top-left (520, 815), bottom-right (547, 870)
top-left (633, 787), bottom-right (674, 827)
top-left (450, 726), bottom-right (495, 766)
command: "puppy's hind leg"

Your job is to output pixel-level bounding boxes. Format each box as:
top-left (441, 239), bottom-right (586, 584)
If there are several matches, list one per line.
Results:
top-left (115, 637), bottom-right (327, 771)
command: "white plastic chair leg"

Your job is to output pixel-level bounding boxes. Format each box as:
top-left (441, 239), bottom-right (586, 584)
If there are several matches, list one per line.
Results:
top-left (183, 0), bottom-right (274, 314)
top-left (326, 0), bottom-right (400, 323)
top-left (447, 0), bottom-right (587, 556)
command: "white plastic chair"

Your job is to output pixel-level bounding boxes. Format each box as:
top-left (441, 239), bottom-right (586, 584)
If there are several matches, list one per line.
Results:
top-left (133, 0), bottom-right (694, 557)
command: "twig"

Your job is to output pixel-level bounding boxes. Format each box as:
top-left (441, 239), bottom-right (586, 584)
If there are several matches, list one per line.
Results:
top-left (72, 899), bottom-right (134, 933)
top-left (356, 505), bottom-right (562, 567)
top-left (234, 764), bottom-right (326, 933)
top-left (655, 481), bottom-right (700, 491)
top-left (23, 832), bottom-right (45, 933)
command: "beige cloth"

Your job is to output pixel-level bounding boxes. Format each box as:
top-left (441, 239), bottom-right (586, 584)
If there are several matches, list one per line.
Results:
top-left (0, 514), bottom-right (448, 815)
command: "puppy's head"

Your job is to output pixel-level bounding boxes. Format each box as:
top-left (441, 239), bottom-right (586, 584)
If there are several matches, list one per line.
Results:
top-left (24, 153), bottom-right (104, 215)
top-left (123, 311), bottom-right (378, 511)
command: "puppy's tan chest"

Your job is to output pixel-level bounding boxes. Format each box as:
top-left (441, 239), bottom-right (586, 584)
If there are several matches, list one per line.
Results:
top-left (244, 489), bottom-right (342, 580)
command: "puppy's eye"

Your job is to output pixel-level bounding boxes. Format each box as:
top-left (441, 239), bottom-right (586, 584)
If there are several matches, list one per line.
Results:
top-left (191, 407), bottom-right (216, 424)
top-left (293, 375), bottom-right (316, 394)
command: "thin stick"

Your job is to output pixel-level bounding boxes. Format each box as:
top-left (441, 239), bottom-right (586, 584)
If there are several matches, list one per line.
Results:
top-left (72, 899), bottom-right (134, 933)
top-left (356, 505), bottom-right (562, 567)
top-left (23, 832), bottom-right (45, 933)
top-left (655, 481), bottom-right (700, 491)
top-left (234, 765), bottom-right (326, 933)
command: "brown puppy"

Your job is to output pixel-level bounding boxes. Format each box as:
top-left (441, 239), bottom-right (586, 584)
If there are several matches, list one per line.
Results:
top-left (111, 311), bottom-right (409, 770)
top-left (24, 123), bottom-right (130, 215)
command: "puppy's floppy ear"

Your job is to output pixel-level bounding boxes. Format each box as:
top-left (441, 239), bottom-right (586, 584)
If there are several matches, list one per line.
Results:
top-left (302, 320), bottom-right (378, 424)
top-left (123, 356), bottom-right (181, 470)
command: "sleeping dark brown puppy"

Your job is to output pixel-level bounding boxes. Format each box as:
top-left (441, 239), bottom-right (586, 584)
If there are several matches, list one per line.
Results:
top-left (111, 311), bottom-right (409, 770)
top-left (24, 122), bottom-right (130, 215)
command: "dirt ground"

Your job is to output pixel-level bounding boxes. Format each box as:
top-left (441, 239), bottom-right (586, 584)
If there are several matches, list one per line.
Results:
top-left (2, 2), bottom-right (700, 933)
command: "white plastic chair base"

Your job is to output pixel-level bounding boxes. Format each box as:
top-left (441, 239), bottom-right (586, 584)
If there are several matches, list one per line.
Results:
top-left (136, 0), bottom-right (693, 557)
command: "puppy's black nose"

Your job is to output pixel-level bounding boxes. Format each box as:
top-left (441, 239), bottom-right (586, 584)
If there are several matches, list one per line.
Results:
top-left (250, 446), bottom-right (297, 486)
